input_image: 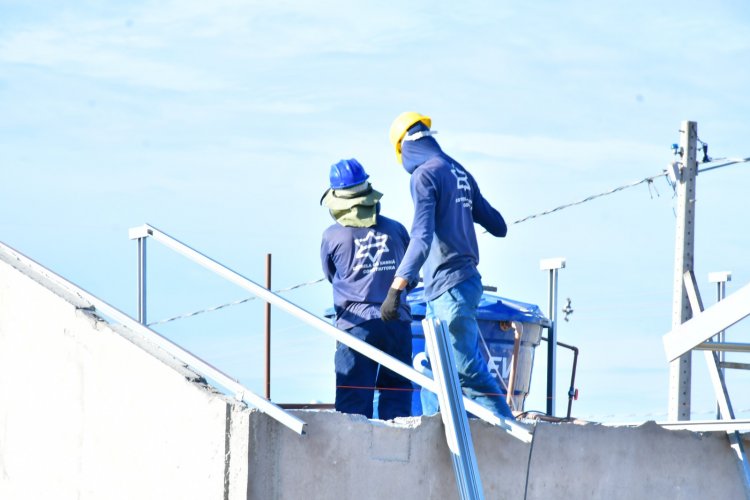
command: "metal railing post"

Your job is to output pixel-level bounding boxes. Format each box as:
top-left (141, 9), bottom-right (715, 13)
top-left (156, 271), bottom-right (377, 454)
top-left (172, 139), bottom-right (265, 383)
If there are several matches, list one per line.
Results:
top-left (129, 226), bottom-right (152, 325)
top-left (709, 271), bottom-right (731, 419)
top-left (265, 253), bottom-right (272, 400)
top-left (541, 257), bottom-right (566, 416)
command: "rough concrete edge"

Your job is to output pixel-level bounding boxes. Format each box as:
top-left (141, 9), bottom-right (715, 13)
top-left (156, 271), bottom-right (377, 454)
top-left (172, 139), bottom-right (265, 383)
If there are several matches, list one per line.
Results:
top-left (0, 243), bottom-right (92, 310)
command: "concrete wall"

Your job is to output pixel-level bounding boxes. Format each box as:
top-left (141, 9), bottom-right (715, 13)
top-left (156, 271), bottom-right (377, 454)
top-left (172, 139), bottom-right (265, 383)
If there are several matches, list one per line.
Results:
top-left (249, 410), bottom-right (748, 499)
top-left (1, 245), bottom-right (748, 500)
top-left (0, 247), bottom-right (250, 500)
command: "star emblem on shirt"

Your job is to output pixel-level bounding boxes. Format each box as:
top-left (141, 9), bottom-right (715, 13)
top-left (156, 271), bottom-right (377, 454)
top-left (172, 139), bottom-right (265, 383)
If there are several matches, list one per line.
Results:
top-left (451, 164), bottom-right (471, 191)
top-left (354, 231), bottom-right (389, 263)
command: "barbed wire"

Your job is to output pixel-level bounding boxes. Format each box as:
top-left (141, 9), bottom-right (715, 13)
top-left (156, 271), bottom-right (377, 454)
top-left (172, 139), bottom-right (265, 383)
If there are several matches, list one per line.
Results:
top-left (146, 277), bottom-right (326, 327)
top-left (509, 171), bottom-right (668, 226)
top-left (149, 155), bottom-right (749, 326)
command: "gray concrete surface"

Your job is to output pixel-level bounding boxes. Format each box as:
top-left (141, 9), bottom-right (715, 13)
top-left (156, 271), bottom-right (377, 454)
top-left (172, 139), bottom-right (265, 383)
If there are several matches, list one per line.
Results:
top-left (248, 410), bottom-right (748, 499)
top-left (1, 245), bottom-right (748, 500)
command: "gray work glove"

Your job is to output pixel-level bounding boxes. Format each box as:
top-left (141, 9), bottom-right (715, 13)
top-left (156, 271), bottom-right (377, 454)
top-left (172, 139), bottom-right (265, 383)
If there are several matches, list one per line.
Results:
top-left (380, 288), bottom-right (402, 322)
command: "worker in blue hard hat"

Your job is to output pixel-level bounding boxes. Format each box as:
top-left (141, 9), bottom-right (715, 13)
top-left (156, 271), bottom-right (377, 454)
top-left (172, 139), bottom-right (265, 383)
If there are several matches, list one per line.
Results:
top-left (320, 158), bottom-right (414, 420)
top-left (380, 113), bottom-right (515, 420)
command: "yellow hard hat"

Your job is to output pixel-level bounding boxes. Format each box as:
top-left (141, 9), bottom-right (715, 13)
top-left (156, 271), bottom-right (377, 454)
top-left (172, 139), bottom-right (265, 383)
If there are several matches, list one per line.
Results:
top-left (389, 111), bottom-right (431, 164)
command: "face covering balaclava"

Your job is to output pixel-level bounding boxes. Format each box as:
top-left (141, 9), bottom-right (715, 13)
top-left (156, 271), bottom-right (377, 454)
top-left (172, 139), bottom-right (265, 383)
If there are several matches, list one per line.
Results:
top-left (401, 121), bottom-right (443, 174)
top-left (321, 181), bottom-right (383, 227)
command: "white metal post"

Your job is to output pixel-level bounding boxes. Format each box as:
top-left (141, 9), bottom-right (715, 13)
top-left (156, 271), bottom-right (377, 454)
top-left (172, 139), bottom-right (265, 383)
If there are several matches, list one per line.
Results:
top-left (668, 120), bottom-right (698, 421)
top-left (709, 271), bottom-right (731, 419)
top-left (128, 226), bottom-right (151, 325)
top-left (541, 257), bottom-right (566, 417)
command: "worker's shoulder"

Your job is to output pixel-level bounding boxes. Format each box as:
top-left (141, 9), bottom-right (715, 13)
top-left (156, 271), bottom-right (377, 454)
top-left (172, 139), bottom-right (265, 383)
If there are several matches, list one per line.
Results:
top-left (420, 155), bottom-right (452, 170)
top-left (375, 214), bottom-right (408, 232)
top-left (321, 222), bottom-right (348, 239)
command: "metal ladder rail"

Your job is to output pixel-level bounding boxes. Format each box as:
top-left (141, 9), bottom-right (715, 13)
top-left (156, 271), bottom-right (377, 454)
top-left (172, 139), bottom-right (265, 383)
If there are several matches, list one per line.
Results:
top-left (683, 270), bottom-right (750, 495)
top-left (130, 224), bottom-right (533, 443)
top-left (0, 241), bottom-right (307, 436)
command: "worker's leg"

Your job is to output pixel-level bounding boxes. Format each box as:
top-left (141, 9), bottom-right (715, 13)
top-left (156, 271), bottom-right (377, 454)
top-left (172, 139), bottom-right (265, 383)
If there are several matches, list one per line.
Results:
top-left (428, 276), bottom-right (514, 419)
top-left (374, 320), bottom-right (414, 420)
top-left (335, 321), bottom-right (379, 418)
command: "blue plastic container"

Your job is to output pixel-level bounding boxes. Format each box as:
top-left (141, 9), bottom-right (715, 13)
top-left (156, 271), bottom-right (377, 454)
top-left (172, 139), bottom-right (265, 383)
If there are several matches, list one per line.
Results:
top-left (324, 287), bottom-right (549, 416)
top-left (406, 287), bottom-right (549, 415)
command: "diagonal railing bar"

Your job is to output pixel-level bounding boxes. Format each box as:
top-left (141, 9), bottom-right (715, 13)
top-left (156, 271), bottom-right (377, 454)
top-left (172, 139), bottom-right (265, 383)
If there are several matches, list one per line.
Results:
top-left (662, 280), bottom-right (750, 362)
top-left (132, 224), bottom-right (533, 443)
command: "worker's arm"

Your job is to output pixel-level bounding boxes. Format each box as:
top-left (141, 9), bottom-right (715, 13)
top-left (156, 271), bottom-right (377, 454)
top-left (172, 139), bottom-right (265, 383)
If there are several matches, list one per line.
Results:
top-left (470, 174), bottom-right (507, 237)
top-left (382, 173), bottom-right (435, 321)
top-left (320, 236), bottom-right (336, 283)
top-left (393, 169), bottom-right (437, 283)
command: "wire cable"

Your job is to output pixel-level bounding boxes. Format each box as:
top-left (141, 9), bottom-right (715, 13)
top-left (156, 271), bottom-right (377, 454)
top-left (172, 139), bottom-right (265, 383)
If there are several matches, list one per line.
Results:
top-left (508, 171), bottom-right (668, 226)
top-left (698, 157), bottom-right (750, 174)
top-left (149, 153), bottom-right (749, 326)
top-left (147, 277), bottom-right (326, 327)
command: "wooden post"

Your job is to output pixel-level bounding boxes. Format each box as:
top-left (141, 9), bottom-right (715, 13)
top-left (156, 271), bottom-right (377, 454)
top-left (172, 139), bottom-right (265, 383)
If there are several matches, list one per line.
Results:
top-left (668, 120), bottom-right (698, 421)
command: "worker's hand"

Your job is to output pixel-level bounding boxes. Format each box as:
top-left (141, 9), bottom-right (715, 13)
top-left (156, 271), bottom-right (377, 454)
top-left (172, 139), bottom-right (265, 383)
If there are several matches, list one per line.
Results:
top-left (380, 288), bottom-right (402, 322)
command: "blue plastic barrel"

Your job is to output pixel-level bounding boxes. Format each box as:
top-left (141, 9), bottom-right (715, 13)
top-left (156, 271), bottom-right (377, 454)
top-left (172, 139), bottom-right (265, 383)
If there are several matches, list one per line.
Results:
top-left (406, 287), bottom-right (549, 415)
top-left (324, 287), bottom-right (549, 417)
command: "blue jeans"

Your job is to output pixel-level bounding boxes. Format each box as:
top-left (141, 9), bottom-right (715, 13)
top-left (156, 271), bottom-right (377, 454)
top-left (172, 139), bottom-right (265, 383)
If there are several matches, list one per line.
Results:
top-left (335, 318), bottom-right (413, 420)
top-left (424, 276), bottom-right (514, 419)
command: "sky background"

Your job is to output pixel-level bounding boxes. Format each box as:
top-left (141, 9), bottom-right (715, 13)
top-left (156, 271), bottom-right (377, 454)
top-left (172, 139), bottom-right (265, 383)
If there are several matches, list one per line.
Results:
top-left (2, 0), bottom-right (750, 423)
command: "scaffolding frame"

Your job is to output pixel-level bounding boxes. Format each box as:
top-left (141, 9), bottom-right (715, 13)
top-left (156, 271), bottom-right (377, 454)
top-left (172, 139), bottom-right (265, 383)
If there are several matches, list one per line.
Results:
top-left (662, 270), bottom-right (750, 494)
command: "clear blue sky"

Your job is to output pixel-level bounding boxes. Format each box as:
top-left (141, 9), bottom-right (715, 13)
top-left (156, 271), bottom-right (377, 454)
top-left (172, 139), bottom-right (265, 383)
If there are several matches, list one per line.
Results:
top-left (2, 0), bottom-right (749, 422)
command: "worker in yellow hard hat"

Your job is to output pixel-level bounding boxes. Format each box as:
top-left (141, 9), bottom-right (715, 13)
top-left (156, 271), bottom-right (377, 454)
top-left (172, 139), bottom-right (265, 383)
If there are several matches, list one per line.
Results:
top-left (380, 112), bottom-right (514, 420)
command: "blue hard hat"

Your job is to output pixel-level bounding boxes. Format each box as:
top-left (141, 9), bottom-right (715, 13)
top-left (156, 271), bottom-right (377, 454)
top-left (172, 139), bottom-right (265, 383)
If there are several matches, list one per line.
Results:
top-left (329, 158), bottom-right (369, 189)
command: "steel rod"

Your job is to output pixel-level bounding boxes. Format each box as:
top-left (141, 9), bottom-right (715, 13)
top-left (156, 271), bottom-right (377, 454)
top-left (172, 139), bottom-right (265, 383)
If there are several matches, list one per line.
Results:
top-left (140, 224), bottom-right (532, 442)
top-left (265, 253), bottom-right (272, 400)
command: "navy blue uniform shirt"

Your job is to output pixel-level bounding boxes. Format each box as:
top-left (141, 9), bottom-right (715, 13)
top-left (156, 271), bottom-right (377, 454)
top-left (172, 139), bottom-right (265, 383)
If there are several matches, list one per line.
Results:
top-left (395, 132), bottom-right (507, 301)
top-left (321, 215), bottom-right (411, 329)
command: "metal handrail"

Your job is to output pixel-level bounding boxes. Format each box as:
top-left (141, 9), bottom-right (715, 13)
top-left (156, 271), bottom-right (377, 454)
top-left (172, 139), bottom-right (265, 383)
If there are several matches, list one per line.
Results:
top-left (129, 224), bottom-right (533, 443)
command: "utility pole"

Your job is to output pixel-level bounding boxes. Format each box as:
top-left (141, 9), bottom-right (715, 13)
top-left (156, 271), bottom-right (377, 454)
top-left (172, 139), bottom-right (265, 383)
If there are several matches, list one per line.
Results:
top-left (668, 120), bottom-right (698, 421)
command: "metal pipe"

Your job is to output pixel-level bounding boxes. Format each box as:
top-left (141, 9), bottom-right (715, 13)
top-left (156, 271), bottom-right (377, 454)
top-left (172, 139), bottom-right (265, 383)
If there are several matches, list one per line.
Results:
top-left (562, 341), bottom-right (579, 419)
top-left (547, 269), bottom-right (558, 415)
top-left (541, 336), bottom-right (579, 419)
top-left (137, 237), bottom-right (147, 325)
top-left (423, 318), bottom-right (485, 500)
top-left (505, 323), bottom-right (522, 411)
top-left (540, 257), bottom-right (565, 416)
top-left (138, 224), bottom-right (532, 442)
top-left (694, 342), bottom-right (750, 353)
top-left (265, 253), bottom-right (272, 400)
top-left (708, 271), bottom-right (731, 419)
top-left (129, 226), bottom-right (151, 325)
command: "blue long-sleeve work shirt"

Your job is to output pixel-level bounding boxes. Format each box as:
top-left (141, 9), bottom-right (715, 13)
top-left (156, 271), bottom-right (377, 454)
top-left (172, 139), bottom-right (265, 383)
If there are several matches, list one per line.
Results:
top-left (321, 215), bottom-right (412, 329)
top-left (395, 138), bottom-right (507, 301)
